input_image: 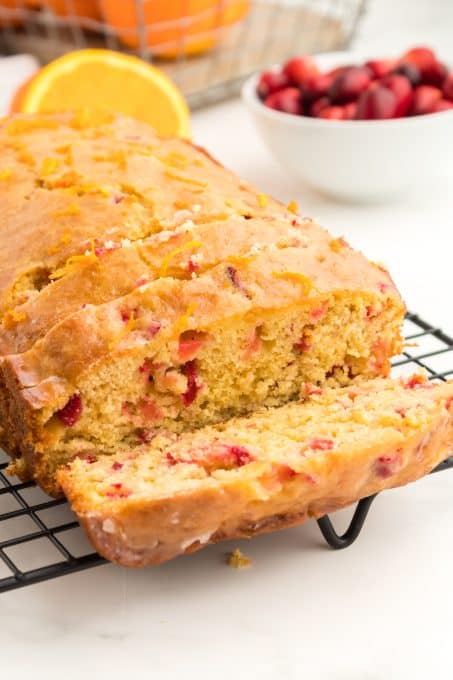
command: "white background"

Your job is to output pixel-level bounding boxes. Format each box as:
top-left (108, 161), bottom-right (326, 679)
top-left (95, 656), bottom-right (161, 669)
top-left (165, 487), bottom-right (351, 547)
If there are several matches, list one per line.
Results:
top-left (2, 1), bottom-right (453, 678)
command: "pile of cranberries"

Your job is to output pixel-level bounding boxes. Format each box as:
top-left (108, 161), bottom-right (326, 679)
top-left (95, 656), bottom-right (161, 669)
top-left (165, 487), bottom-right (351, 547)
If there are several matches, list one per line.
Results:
top-left (257, 46), bottom-right (453, 120)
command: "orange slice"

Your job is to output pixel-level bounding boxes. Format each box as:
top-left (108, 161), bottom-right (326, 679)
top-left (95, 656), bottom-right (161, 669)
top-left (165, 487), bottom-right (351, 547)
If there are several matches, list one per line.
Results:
top-left (11, 49), bottom-right (190, 138)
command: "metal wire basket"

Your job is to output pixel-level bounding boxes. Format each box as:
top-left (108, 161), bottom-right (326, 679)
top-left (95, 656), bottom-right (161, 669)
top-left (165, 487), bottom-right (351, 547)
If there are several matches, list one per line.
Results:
top-left (0, 0), bottom-right (366, 108)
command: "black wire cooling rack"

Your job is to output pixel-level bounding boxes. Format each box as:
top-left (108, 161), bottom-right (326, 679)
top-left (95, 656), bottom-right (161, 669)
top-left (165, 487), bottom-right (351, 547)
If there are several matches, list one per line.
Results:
top-left (1, 312), bottom-right (453, 594)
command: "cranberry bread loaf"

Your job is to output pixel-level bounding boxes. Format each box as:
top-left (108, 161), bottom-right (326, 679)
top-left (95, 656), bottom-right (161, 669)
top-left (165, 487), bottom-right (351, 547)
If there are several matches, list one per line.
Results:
top-left (58, 376), bottom-right (453, 567)
top-left (0, 113), bottom-right (405, 495)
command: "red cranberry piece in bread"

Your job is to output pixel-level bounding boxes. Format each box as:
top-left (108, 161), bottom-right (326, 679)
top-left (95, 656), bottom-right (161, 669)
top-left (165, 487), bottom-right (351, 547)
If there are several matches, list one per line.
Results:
top-left (56, 394), bottom-right (83, 427)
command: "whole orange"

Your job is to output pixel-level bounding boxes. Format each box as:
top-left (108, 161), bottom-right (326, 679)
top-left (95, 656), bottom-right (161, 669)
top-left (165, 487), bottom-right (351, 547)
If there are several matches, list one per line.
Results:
top-left (25, 0), bottom-right (100, 20)
top-left (99, 0), bottom-right (250, 57)
top-left (0, 0), bottom-right (23, 25)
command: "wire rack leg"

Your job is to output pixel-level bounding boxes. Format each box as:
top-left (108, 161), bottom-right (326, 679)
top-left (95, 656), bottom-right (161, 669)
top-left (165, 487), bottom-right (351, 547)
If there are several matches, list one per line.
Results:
top-left (316, 495), bottom-right (377, 549)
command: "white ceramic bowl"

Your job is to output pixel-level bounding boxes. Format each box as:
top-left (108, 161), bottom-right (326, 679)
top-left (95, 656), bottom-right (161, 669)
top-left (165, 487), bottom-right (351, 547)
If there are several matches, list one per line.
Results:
top-left (242, 51), bottom-right (453, 202)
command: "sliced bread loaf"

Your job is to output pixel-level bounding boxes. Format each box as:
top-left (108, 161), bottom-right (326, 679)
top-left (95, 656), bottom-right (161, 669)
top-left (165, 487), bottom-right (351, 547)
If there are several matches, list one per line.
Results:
top-left (59, 375), bottom-right (453, 567)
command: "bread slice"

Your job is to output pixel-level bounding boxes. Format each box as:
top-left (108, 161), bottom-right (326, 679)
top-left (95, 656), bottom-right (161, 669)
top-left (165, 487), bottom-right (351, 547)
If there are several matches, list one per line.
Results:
top-left (58, 375), bottom-right (453, 567)
top-left (0, 215), bottom-right (347, 355)
top-left (2, 240), bottom-right (404, 495)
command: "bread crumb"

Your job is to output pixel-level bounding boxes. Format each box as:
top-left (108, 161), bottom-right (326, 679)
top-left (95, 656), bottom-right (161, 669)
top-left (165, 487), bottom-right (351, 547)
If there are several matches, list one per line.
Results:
top-left (227, 548), bottom-right (251, 569)
top-left (258, 193), bottom-right (268, 208)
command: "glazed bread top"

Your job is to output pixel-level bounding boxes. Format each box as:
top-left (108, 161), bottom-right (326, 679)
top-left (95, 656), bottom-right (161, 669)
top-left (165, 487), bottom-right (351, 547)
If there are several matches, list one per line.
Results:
top-left (0, 113), bottom-right (404, 413)
top-left (0, 112), bottom-right (289, 320)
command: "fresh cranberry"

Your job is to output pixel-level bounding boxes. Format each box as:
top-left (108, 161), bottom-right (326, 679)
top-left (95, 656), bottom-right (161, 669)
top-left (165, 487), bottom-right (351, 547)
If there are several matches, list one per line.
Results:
top-left (328, 66), bottom-right (371, 104)
top-left (421, 61), bottom-right (448, 87)
top-left (355, 87), bottom-right (397, 119)
top-left (181, 360), bottom-right (201, 406)
top-left (304, 73), bottom-right (332, 103)
top-left (257, 70), bottom-right (290, 99)
top-left (443, 73), bottom-right (453, 101)
top-left (309, 96), bottom-right (330, 117)
top-left (327, 64), bottom-right (354, 78)
top-left (401, 46), bottom-right (437, 73)
top-left (391, 62), bottom-right (421, 87)
top-left (410, 85), bottom-right (442, 115)
top-left (380, 74), bottom-right (413, 117)
top-left (433, 99), bottom-right (453, 112)
top-left (265, 87), bottom-right (303, 115)
top-left (343, 101), bottom-right (358, 119)
top-left (283, 55), bottom-right (319, 85)
top-left (318, 106), bottom-right (344, 120)
top-left (56, 394), bottom-right (83, 427)
top-left (365, 58), bottom-right (397, 78)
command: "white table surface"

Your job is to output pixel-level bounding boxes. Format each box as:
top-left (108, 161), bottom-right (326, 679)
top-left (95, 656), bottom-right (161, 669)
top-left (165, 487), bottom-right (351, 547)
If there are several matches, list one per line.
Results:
top-left (2, 2), bottom-right (453, 678)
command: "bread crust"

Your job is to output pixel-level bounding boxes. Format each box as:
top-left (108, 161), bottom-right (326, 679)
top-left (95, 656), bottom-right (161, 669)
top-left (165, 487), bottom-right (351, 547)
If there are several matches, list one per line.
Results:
top-left (60, 407), bottom-right (453, 567)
